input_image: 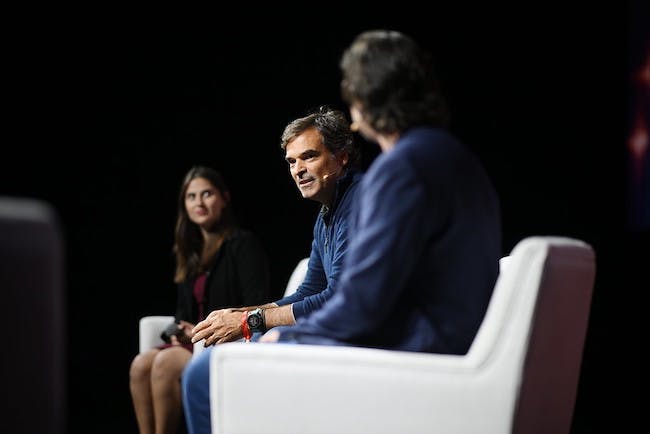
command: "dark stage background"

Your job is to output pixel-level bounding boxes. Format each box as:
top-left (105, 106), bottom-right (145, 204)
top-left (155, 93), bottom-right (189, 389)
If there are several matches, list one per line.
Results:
top-left (2, 3), bottom-right (648, 433)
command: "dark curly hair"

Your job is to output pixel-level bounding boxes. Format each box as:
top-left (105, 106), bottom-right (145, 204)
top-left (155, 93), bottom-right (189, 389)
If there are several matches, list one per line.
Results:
top-left (340, 30), bottom-right (449, 134)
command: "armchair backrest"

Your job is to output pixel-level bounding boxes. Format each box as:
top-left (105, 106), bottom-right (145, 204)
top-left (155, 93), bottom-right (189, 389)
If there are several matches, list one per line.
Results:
top-left (283, 257), bottom-right (309, 298)
top-left (466, 236), bottom-right (595, 434)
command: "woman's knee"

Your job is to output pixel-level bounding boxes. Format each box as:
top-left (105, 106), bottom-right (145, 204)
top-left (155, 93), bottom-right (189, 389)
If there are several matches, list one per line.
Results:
top-left (129, 350), bottom-right (157, 382)
top-left (151, 347), bottom-right (191, 381)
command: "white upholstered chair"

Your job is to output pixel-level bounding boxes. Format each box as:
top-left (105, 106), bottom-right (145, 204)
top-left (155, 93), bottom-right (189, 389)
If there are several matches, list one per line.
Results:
top-left (208, 236), bottom-right (595, 434)
top-left (282, 256), bottom-right (309, 297)
top-left (138, 315), bottom-right (182, 354)
top-left (138, 257), bottom-right (310, 356)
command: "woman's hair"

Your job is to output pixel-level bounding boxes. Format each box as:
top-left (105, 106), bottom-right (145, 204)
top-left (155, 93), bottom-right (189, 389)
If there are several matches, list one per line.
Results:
top-left (173, 166), bottom-right (236, 283)
top-left (280, 106), bottom-right (360, 168)
top-left (340, 29), bottom-right (450, 134)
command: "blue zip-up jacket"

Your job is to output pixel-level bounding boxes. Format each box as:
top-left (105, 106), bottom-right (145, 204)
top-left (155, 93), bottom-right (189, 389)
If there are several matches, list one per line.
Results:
top-left (275, 169), bottom-right (363, 319)
top-left (280, 127), bottom-right (502, 354)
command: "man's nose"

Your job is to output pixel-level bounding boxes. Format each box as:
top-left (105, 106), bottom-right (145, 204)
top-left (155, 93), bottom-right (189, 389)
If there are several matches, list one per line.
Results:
top-left (292, 161), bottom-right (306, 177)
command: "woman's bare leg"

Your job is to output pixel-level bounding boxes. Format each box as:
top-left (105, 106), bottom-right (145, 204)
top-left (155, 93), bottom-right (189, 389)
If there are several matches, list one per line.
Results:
top-left (129, 349), bottom-right (160, 434)
top-left (150, 346), bottom-right (193, 434)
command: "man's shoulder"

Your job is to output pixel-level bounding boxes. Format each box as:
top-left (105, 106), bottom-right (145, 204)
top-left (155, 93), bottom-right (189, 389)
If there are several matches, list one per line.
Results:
top-left (399, 127), bottom-right (461, 155)
top-left (381, 127), bottom-right (470, 174)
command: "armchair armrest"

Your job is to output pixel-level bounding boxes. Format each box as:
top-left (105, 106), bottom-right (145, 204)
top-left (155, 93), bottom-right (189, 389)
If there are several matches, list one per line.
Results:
top-left (139, 315), bottom-right (206, 358)
top-left (209, 343), bottom-right (516, 434)
top-left (139, 315), bottom-right (174, 354)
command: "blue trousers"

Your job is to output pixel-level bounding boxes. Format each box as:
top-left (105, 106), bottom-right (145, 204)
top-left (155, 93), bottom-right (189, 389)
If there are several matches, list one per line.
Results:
top-left (181, 334), bottom-right (262, 434)
top-left (182, 346), bottom-right (213, 434)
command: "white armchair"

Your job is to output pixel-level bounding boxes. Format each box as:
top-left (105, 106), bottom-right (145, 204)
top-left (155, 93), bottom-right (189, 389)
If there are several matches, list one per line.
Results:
top-left (138, 257), bottom-right (310, 355)
top-left (208, 236), bottom-right (595, 434)
top-left (282, 256), bottom-right (309, 297)
top-left (138, 315), bottom-right (177, 354)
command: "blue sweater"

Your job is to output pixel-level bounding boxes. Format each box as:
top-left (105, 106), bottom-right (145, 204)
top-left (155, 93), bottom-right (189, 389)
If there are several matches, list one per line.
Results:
top-left (275, 170), bottom-right (363, 319)
top-left (279, 127), bottom-right (502, 354)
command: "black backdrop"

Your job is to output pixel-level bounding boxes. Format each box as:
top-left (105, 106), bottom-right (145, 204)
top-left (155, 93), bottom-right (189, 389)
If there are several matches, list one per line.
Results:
top-left (2, 3), bottom-right (648, 433)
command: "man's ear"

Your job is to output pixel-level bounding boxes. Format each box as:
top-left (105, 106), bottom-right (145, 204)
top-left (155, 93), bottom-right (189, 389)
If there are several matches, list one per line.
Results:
top-left (338, 151), bottom-right (349, 168)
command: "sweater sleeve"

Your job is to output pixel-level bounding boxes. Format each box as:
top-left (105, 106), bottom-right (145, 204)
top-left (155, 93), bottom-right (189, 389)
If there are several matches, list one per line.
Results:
top-left (289, 213), bottom-right (349, 318)
top-left (275, 179), bottom-right (356, 319)
top-left (274, 238), bottom-right (327, 307)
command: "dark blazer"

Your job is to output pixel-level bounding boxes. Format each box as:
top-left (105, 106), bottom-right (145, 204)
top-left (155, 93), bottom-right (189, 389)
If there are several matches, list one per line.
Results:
top-left (175, 228), bottom-right (270, 323)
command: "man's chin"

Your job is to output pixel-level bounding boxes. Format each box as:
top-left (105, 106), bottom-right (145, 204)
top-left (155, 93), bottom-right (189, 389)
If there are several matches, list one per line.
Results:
top-left (298, 188), bottom-right (314, 200)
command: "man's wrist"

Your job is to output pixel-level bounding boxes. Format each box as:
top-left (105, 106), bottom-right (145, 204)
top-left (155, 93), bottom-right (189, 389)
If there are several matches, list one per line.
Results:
top-left (246, 308), bottom-right (266, 333)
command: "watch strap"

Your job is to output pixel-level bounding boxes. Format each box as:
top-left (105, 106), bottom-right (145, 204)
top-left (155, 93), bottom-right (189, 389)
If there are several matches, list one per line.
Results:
top-left (241, 311), bottom-right (252, 342)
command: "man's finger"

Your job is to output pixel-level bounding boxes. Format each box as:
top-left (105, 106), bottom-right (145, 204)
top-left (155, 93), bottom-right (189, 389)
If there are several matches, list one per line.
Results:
top-left (192, 320), bottom-right (209, 334)
top-left (191, 328), bottom-right (209, 343)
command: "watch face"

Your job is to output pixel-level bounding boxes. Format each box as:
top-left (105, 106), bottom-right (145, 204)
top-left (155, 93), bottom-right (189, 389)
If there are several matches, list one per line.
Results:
top-left (247, 313), bottom-right (262, 329)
